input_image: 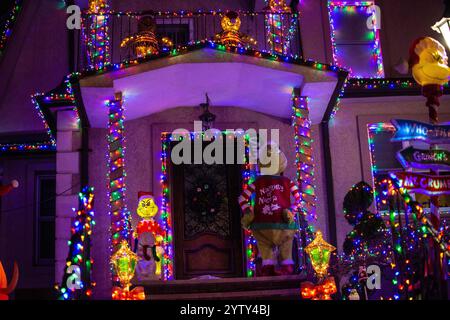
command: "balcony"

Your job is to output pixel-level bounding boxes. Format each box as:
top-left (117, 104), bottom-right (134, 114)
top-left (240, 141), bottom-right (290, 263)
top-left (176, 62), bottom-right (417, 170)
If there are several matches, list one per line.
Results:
top-left (73, 10), bottom-right (301, 72)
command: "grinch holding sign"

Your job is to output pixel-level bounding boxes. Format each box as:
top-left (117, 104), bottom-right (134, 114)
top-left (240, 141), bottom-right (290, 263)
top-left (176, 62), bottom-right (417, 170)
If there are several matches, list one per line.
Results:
top-left (134, 192), bottom-right (164, 281)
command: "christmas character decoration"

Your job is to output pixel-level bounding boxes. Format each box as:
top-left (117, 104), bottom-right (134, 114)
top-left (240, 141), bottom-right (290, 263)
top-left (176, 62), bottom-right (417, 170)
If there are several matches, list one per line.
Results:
top-left (135, 192), bottom-right (164, 281)
top-left (409, 37), bottom-right (450, 123)
top-left (0, 180), bottom-right (19, 197)
top-left (0, 261), bottom-right (19, 301)
top-left (121, 16), bottom-right (173, 58)
top-left (111, 240), bottom-right (145, 300)
top-left (214, 11), bottom-right (256, 48)
top-left (238, 144), bottom-right (300, 276)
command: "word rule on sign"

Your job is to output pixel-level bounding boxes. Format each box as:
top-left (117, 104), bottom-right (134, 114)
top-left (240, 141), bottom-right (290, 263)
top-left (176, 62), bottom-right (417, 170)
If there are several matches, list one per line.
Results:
top-left (390, 172), bottom-right (450, 196)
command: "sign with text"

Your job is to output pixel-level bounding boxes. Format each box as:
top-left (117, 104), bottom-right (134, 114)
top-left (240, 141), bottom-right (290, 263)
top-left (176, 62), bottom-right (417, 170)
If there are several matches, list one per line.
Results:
top-left (397, 146), bottom-right (450, 170)
top-left (390, 172), bottom-right (450, 196)
top-left (391, 119), bottom-right (450, 144)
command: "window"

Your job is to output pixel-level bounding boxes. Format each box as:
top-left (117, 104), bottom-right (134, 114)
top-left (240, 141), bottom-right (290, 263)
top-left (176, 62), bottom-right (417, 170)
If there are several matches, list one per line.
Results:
top-left (156, 21), bottom-right (192, 47)
top-left (328, 1), bottom-right (384, 78)
top-left (34, 173), bottom-right (56, 265)
top-left (368, 123), bottom-right (450, 214)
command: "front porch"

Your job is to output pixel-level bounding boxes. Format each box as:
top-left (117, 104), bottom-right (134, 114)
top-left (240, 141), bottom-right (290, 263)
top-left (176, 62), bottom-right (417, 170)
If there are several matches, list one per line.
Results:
top-left (32, 10), bottom-right (347, 296)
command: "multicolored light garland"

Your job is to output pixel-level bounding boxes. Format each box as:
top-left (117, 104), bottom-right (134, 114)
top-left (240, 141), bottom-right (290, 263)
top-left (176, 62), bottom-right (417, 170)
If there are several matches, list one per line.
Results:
top-left (106, 94), bottom-right (133, 285)
top-left (292, 93), bottom-right (317, 221)
top-left (0, 0), bottom-right (22, 58)
top-left (56, 186), bottom-right (95, 300)
top-left (160, 133), bottom-right (175, 280)
top-left (85, 0), bottom-right (110, 70)
top-left (263, 0), bottom-right (297, 55)
top-left (327, 1), bottom-right (384, 78)
top-left (160, 131), bottom-right (258, 278)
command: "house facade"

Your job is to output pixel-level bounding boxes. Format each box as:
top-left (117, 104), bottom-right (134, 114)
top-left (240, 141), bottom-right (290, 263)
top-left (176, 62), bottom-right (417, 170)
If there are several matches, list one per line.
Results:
top-left (0, 0), bottom-right (448, 299)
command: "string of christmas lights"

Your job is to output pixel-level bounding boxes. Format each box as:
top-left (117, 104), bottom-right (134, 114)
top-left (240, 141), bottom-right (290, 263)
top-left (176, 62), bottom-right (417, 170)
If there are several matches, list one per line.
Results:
top-left (327, 1), bottom-right (384, 78)
top-left (106, 94), bottom-right (133, 286)
top-left (0, 0), bottom-right (22, 58)
top-left (160, 133), bottom-right (175, 280)
top-left (56, 186), bottom-right (95, 300)
top-left (292, 94), bottom-right (317, 221)
top-left (85, 0), bottom-right (110, 70)
top-left (263, 0), bottom-right (297, 55)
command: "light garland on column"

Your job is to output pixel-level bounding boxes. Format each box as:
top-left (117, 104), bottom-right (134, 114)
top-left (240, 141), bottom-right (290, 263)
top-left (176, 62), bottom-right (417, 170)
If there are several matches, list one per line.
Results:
top-left (56, 186), bottom-right (95, 300)
top-left (160, 133), bottom-right (174, 280)
top-left (106, 94), bottom-right (133, 285)
top-left (85, 0), bottom-right (111, 70)
top-left (264, 0), bottom-right (297, 55)
top-left (292, 93), bottom-right (317, 221)
top-left (327, 1), bottom-right (384, 78)
top-left (242, 133), bottom-right (257, 277)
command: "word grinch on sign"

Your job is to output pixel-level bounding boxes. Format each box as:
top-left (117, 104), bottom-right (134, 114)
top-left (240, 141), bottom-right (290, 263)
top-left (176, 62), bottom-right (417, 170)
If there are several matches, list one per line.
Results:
top-left (397, 146), bottom-right (450, 170)
top-left (390, 172), bottom-right (450, 196)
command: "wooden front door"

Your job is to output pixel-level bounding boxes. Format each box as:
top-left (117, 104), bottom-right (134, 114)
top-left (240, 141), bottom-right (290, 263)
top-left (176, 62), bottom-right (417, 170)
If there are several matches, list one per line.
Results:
top-left (170, 141), bottom-right (244, 279)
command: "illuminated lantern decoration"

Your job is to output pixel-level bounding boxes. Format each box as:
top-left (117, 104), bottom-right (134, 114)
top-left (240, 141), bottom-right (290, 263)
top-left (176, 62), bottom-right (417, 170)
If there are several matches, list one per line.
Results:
top-left (305, 230), bottom-right (336, 279)
top-left (0, 180), bottom-right (19, 197)
top-left (0, 261), bottom-right (19, 301)
top-left (214, 11), bottom-right (256, 48)
top-left (111, 240), bottom-right (144, 300)
top-left (409, 37), bottom-right (450, 123)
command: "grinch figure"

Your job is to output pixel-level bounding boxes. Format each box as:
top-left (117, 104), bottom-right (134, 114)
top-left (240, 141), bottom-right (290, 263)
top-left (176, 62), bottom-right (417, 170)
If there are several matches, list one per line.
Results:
top-left (135, 192), bottom-right (164, 281)
top-left (238, 144), bottom-right (300, 276)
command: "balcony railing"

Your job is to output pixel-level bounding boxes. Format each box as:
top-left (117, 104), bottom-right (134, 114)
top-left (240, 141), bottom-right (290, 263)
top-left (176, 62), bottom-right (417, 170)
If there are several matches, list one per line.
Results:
top-left (73, 10), bottom-right (302, 72)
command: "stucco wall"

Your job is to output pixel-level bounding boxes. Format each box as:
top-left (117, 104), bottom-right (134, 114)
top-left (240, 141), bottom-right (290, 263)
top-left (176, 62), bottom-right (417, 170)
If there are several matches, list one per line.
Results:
top-left (0, 155), bottom-right (56, 290)
top-left (0, 0), bottom-right (69, 134)
top-left (330, 95), bottom-right (450, 251)
top-left (89, 105), bottom-right (328, 296)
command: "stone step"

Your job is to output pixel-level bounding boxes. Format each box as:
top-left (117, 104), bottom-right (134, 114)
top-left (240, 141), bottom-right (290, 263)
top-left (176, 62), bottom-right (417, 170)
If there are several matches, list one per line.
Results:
top-left (148, 288), bottom-right (301, 300)
top-left (135, 275), bottom-right (306, 299)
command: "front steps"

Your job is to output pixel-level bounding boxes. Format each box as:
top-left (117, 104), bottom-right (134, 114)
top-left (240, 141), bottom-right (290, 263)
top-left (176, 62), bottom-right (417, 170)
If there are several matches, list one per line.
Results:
top-left (135, 275), bottom-right (306, 300)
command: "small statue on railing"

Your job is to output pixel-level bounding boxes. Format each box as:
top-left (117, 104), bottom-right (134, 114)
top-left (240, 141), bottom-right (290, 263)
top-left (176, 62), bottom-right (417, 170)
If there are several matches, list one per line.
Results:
top-left (214, 11), bottom-right (256, 48)
top-left (121, 16), bottom-right (173, 58)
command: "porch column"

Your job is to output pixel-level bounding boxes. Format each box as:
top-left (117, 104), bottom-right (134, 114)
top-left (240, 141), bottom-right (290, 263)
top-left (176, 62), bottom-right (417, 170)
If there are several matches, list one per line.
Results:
top-left (106, 92), bottom-right (132, 270)
top-left (55, 109), bottom-right (82, 282)
top-left (292, 91), bottom-right (317, 220)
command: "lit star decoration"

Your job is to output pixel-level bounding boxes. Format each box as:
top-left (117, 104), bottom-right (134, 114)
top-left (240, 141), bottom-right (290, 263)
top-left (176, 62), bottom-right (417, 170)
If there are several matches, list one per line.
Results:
top-left (0, 0), bottom-right (22, 58)
top-left (56, 186), bottom-right (96, 300)
top-left (106, 93), bottom-right (133, 286)
top-left (327, 1), bottom-right (384, 78)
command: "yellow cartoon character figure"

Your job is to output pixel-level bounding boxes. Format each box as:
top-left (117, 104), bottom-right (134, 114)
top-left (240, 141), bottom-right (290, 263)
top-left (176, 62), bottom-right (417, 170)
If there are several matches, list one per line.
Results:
top-left (238, 144), bottom-right (299, 276)
top-left (409, 37), bottom-right (450, 123)
top-left (135, 192), bottom-right (164, 281)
